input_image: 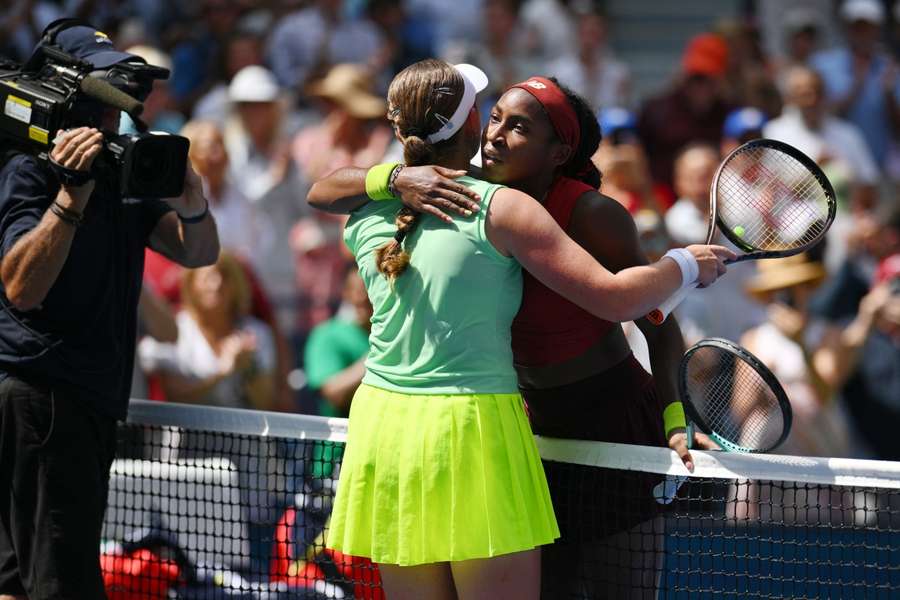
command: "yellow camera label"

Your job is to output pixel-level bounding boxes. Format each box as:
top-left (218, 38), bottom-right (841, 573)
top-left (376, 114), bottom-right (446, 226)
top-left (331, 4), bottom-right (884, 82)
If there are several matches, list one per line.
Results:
top-left (28, 125), bottom-right (49, 145)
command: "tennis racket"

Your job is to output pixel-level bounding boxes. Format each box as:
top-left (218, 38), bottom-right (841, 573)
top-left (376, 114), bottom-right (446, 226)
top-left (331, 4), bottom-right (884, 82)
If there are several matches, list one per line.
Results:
top-left (648, 138), bottom-right (836, 325)
top-left (653, 337), bottom-right (792, 504)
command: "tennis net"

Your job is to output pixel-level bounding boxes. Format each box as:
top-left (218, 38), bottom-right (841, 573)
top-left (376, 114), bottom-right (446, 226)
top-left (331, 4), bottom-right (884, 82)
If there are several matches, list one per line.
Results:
top-left (102, 400), bottom-right (900, 599)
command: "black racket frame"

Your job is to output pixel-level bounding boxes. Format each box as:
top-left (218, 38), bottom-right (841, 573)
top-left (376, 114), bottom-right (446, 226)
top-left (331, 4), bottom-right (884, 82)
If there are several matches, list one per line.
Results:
top-left (678, 337), bottom-right (793, 453)
top-left (707, 138), bottom-right (837, 263)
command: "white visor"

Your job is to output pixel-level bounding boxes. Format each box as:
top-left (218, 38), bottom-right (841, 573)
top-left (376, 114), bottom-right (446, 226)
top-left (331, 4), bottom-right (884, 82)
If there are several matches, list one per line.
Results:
top-left (425, 63), bottom-right (489, 144)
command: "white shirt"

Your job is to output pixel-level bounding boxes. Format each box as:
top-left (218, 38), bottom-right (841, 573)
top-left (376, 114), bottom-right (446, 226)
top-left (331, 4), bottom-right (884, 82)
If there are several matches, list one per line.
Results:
top-left (665, 199), bottom-right (708, 246)
top-left (763, 107), bottom-right (880, 186)
top-left (266, 6), bottom-right (384, 89)
top-left (520, 0), bottom-right (577, 59)
top-left (138, 312), bottom-right (276, 409)
top-left (548, 52), bottom-right (631, 110)
top-left (203, 178), bottom-right (267, 263)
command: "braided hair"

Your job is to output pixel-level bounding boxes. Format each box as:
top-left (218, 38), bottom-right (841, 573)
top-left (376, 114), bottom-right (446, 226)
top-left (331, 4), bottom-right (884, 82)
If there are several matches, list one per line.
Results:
top-left (375, 60), bottom-right (466, 283)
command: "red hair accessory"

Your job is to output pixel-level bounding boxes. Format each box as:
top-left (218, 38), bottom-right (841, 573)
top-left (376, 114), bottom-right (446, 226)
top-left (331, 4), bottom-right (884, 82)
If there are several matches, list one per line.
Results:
top-left (510, 77), bottom-right (580, 151)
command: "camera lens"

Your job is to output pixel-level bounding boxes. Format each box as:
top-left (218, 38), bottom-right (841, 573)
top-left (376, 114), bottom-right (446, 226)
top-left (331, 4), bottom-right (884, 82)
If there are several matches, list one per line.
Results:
top-left (121, 134), bottom-right (188, 198)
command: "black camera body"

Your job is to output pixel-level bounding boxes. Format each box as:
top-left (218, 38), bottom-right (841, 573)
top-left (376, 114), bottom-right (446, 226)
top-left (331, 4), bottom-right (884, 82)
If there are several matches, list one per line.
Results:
top-left (0, 50), bottom-right (187, 198)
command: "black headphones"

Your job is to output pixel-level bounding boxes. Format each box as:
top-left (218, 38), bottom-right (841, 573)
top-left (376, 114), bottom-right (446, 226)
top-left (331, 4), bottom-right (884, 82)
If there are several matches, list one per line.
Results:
top-left (40, 17), bottom-right (96, 47)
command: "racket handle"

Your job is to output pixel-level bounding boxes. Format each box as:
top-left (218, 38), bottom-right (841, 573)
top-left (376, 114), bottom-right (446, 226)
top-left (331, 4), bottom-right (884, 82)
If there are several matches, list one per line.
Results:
top-left (647, 282), bottom-right (698, 325)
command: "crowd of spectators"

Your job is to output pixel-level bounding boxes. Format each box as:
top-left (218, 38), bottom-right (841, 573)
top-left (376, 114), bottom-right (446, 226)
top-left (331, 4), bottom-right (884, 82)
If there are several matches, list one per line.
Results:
top-left (4, 0), bottom-right (898, 461)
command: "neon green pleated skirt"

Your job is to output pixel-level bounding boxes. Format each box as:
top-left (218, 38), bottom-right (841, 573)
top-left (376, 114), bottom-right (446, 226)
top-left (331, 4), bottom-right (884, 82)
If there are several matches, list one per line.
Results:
top-left (326, 384), bottom-right (559, 566)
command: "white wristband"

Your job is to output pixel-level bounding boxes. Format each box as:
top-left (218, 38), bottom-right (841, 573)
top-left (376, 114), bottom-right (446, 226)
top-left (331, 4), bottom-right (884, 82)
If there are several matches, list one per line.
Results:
top-left (663, 248), bottom-right (699, 287)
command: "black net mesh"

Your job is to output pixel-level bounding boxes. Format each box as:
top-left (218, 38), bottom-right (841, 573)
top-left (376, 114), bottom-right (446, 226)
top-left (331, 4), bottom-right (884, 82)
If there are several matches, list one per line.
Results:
top-left (102, 403), bottom-right (900, 599)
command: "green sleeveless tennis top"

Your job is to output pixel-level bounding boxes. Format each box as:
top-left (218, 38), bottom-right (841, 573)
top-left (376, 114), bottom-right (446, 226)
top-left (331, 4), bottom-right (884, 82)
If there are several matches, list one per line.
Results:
top-left (343, 175), bottom-right (522, 394)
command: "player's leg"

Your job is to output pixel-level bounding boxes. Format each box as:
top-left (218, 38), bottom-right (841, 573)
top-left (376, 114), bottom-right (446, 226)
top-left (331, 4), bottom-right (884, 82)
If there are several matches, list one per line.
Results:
top-left (450, 548), bottom-right (541, 600)
top-left (378, 561), bottom-right (456, 600)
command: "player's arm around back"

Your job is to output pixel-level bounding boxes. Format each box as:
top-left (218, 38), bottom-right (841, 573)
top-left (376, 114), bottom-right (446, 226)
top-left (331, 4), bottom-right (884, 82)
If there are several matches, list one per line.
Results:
top-left (485, 187), bottom-right (734, 323)
top-left (1, 128), bottom-right (102, 311)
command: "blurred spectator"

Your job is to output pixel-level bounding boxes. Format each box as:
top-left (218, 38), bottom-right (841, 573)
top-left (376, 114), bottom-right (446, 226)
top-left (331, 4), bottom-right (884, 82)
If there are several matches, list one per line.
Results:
top-left (765, 66), bottom-right (879, 208)
top-left (180, 120), bottom-right (263, 261)
top-left (193, 30), bottom-right (267, 123)
top-left (721, 106), bottom-right (768, 156)
top-left (741, 254), bottom-right (851, 456)
top-left (665, 143), bottom-right (719, 245)
top-left (444, 0), bottom-right (536, 103)
top-left (266, 0), bottom-right (384, 92)
top-left (810, 0), bottom-right (900, 170)
top-left (718, 18), bottom-right (782, 118)
top-left (224, 65), bottom-right (294, 203)
top-left (812, 203), bottom-right (900, 322)
top-left (519, 0), bottom-right (576, 61)
top-left (131, 283), bottom-right (178, 400)
top-left (406, 0), bottom-right (486, 58)
top-left (292, 64), bottom-right (392, 183)
top-left (637, 33), bottom-right (732, 196)
top-left (823, 272), bottom-right (900, 460)
top-left (0, 1), bottom-right (62, 62)
top-left (765, 65), bottom-right (880, 272)
top-left (548, 5), bottom-right (631, 111)
top-left (666, 144), bottom-right (765, 344)
top-left (366, 0), bottom-right (436, 77)
top-left (120, 45), bottom-right (184, 134)
top-left (143, 246), bottom-right (296, 410)
top-left (288, 63), bottom-right (388, 338)
top-left (303, 271), bottom-right (372, 418)
top-left (139, 252), bottom-right (277, 411)
top-left (289, 215), bottom-right (354, 347)
top-left (593, 108), bottom-right (668, 213)
top-left (167, 0), bottom-right (243, 106)
top-left (775, 7), bottom-right (824, 87)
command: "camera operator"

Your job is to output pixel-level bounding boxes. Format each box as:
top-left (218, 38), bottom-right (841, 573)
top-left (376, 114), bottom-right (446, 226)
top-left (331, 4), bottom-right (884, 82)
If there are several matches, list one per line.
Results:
top-left (0, 23), bottom-right (219, 600)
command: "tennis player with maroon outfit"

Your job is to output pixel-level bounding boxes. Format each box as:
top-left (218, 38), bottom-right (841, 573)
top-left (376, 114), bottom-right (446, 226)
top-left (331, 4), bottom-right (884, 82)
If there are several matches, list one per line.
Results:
top-left (426, 77), bottom-right (704, 599)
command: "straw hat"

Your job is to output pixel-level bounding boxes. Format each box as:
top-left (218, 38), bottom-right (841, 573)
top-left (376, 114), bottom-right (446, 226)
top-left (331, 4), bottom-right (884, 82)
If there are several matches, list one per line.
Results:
top-left (745, 253), bottom-right (827, 298)
top-left (307, 64), bottom-right (386, 120)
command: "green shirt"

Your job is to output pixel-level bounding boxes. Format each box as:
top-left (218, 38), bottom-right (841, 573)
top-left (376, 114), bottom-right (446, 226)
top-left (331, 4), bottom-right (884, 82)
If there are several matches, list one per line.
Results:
top-left (344, 176), bottom-right (522, 394)
top-left (304, 317), bottom-right (370, 418)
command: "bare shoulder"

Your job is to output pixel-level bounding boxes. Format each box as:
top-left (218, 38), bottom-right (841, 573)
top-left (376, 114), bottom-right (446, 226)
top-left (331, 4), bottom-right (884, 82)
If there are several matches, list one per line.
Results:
top-left (488, 186), bottom-right (541, 221)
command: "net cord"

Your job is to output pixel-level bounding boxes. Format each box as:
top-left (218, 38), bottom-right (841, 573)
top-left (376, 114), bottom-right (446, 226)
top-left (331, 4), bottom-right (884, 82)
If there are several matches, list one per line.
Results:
top-left (126, 400), bottom-right (900, 490)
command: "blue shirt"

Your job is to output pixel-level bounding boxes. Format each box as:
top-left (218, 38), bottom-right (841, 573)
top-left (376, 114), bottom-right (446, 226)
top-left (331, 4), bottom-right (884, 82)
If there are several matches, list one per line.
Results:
top-left (811, 47), bottom-right (900, 167)
top-left (0, 153), bottom-right (171, 419)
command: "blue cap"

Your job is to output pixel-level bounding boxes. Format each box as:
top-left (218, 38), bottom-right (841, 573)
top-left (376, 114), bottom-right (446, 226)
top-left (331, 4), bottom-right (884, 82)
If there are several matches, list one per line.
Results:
top-left (598, 107), bottom-right (637, 137)
top-left (723, 107), bottom-right (767, 140)
top-left (51, 25), bottom-right (142, 69)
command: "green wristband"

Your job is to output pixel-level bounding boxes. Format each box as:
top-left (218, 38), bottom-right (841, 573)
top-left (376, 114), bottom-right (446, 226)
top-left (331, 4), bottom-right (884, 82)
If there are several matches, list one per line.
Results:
top-left (663, 402), bottom-right (687, 438)
top-left (365, 162), bottom-right (401, 201)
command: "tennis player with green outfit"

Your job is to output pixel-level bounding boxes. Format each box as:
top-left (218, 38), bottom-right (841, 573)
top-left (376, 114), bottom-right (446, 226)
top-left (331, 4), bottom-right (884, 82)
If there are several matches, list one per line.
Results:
top-left (314, 59), bottom-right (733, 599)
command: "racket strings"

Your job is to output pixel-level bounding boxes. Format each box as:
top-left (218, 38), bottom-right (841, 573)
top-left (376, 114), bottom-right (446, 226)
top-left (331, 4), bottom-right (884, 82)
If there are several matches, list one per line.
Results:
top-left (719, 170), bottom-right (823, 249)
top-left (716, 147), bottom-right (830, 251)
top-left (686, 347), bottom-right (784, 451)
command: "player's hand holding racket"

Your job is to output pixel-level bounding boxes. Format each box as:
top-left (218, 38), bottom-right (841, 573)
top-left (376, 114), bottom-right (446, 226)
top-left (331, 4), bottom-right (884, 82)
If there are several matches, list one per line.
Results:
top-left (649, 139), bottom-right (836, 324)
top-left (653, 337), bottom-right (792, 504)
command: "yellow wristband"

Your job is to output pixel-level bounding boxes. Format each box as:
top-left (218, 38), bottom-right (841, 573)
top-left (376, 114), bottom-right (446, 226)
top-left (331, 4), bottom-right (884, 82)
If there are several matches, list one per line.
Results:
top-left (663, 402), bottom-right (687, 438)
top-left (365, 162), bottom-right (400, 201)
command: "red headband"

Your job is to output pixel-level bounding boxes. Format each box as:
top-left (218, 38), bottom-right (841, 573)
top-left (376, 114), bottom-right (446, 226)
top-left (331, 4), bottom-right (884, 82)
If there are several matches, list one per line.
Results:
top-left (509, 77), bottom-right (580, 151)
